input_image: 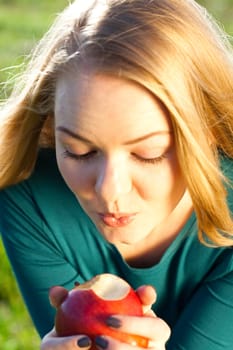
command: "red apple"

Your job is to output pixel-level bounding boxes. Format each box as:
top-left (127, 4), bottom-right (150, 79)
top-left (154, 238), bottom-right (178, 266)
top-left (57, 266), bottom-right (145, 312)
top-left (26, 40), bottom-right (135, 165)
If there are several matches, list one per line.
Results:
top-left (49, 273), bottom-right (149, 348)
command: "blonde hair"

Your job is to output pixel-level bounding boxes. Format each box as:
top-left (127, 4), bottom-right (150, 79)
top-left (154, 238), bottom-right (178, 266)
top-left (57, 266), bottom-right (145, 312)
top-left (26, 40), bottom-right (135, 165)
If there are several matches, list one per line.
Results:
top-left (0, 0), bottom-right (233, 246)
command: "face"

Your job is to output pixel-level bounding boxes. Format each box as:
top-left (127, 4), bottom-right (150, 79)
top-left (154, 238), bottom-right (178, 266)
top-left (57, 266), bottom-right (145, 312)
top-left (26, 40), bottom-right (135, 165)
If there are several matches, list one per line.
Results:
top-left (55, 71), bottom-right (187, 247)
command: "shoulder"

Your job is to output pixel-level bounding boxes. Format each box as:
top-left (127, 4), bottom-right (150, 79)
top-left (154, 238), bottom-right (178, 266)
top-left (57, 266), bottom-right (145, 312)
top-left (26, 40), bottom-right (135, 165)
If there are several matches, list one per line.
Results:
top-left (32, 147), bottom-right (61, 184)
top-left (0, 148), bottom-right (82, 229)
top-left (26, 147), bottom-right (80, 213)
top-left (26, 147), bottom-right (71, 199)
top-left (0, 147), bottom-right (69, 205)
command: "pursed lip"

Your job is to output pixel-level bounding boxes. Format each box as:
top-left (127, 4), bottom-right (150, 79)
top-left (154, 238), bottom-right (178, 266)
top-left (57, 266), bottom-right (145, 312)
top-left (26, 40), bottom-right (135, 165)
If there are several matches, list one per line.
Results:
top-left (98, 212), bottom-right (137, 227)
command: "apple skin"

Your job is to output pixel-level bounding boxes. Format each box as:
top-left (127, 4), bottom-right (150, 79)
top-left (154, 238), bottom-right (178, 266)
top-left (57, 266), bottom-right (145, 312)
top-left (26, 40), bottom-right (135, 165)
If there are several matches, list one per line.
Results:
top-left (52, 274), bottom-right (149, 348)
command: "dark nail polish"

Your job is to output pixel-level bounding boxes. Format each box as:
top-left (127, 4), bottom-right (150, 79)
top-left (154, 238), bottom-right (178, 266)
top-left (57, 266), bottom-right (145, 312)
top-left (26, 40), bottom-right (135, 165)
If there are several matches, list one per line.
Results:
top-left (77, 336), bottom-right (91, 348)
top-left (106, 316), bottom-right (122, 328)
top-left (95, 336), bottom-right (108, 349)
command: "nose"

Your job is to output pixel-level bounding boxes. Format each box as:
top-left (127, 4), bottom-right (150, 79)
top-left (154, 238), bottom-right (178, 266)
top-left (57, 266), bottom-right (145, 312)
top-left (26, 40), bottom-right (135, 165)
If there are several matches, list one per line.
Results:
top-left (94, 157), bottom-right (132, 202)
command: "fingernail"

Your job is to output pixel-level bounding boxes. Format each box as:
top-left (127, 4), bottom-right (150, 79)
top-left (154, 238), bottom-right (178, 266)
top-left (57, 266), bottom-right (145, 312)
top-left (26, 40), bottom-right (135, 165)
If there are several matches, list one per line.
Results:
top-left (106, 316), bottom-right (122, 328)
top-left (77, 336), bottom-right (91, 348)
top-left (95, 336), bottom-right (108, 349)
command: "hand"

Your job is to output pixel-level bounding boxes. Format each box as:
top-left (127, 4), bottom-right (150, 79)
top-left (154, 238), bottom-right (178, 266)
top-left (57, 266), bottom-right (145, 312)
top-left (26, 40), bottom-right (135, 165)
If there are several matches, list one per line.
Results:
top-left (40, 328), bottom-right (91, 350)
top-left (40, 285), bottom-right (170, 350)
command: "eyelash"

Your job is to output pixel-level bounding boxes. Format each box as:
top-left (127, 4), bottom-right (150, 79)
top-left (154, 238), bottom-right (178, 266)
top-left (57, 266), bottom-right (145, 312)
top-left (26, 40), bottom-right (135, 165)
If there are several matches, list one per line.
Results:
top-left (63, 150), bottom-right (96, 161)
top-left (62, 150), bottom-right (167, 165)
top-left (133, 153), bottom-right (167, 164)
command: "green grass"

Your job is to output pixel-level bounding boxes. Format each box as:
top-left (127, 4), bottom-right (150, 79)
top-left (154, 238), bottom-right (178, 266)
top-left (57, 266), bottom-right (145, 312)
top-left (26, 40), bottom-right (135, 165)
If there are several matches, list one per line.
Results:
top-left (0, 1), bottom-right (233, 349)
top-left (0, 0), bottom-right (68, 82)
top-left (200, 0), bottom-right (233, 33)
top-left (0, 240), bottom-right (40, 349)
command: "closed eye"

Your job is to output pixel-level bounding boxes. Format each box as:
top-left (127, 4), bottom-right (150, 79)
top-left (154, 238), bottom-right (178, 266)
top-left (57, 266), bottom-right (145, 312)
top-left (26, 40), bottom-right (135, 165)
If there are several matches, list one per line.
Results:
top-left (132, 153), bottom-right (168, 165)
top-left (63, 149), bottom-right (97, 161)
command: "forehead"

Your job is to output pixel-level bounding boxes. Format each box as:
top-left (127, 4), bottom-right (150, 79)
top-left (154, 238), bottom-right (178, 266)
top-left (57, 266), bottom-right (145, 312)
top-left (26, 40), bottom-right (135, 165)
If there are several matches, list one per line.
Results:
top-left (54, 71), bottom-right (172, 134)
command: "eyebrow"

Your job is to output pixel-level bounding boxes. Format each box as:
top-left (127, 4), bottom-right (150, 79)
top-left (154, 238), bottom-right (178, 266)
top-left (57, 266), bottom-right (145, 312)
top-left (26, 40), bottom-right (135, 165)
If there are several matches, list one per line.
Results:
top-left (56, 126), bottom-right (171, 145)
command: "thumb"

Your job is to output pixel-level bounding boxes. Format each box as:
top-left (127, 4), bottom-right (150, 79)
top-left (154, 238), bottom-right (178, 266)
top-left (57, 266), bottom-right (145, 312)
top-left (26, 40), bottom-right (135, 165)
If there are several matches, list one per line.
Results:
top-left (135, 285), bottom-right (157, 314)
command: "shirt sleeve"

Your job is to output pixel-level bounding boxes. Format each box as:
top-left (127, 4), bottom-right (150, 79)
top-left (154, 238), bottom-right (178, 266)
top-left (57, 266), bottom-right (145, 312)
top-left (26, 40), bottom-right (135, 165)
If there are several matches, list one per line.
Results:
top-left (167, 266), bottom-right (233, 349)
top-left (0, 181), bottom-right (80, 338)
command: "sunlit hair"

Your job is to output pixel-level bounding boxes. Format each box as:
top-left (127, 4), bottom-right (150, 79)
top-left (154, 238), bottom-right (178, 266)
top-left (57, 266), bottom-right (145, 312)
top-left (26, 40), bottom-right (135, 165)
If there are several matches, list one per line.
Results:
top-left (0, 0), bottom-right (233, 245)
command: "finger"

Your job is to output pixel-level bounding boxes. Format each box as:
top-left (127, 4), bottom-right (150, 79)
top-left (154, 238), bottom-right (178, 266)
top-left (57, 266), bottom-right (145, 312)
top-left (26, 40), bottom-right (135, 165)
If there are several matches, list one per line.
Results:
top-left (41, 329), bottom-right (91, 350)
top-left (49, 286), bottom-right (69, 308)
top-left (106, 315), bottom-right (171, 344)
top-left (136, 285), bottom-right (157, 314)
top-left (95, 334), bottom-right (167, 350)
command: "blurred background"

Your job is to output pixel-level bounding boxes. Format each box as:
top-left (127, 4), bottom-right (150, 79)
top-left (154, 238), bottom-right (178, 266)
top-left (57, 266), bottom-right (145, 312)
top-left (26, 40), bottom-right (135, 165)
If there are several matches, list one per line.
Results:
top-left (0, 0), bottom-right (232, 349)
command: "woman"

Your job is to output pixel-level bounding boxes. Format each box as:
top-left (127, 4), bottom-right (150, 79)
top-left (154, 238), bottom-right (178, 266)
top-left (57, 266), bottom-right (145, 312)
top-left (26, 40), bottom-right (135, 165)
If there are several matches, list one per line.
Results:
top-left (0, 0), bottom-right (233, 349)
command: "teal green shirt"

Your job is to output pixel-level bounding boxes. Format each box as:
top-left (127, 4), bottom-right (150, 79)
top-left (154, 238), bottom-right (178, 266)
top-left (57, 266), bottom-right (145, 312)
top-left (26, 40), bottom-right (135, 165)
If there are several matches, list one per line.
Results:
top-left (0, 149), bottom-right (233, 349)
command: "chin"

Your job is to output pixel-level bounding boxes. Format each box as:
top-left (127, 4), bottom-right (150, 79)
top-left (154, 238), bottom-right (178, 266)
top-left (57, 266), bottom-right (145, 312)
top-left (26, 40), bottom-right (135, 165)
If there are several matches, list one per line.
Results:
top-left (100, 225), bottom-right (151, 246)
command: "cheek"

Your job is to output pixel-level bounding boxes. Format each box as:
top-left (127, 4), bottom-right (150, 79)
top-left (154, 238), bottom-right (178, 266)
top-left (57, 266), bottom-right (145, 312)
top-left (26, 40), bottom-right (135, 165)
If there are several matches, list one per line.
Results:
top-left (56, 157), bottom-right (93, 195)
top-left (141, 160), bottom-right (185, 202)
